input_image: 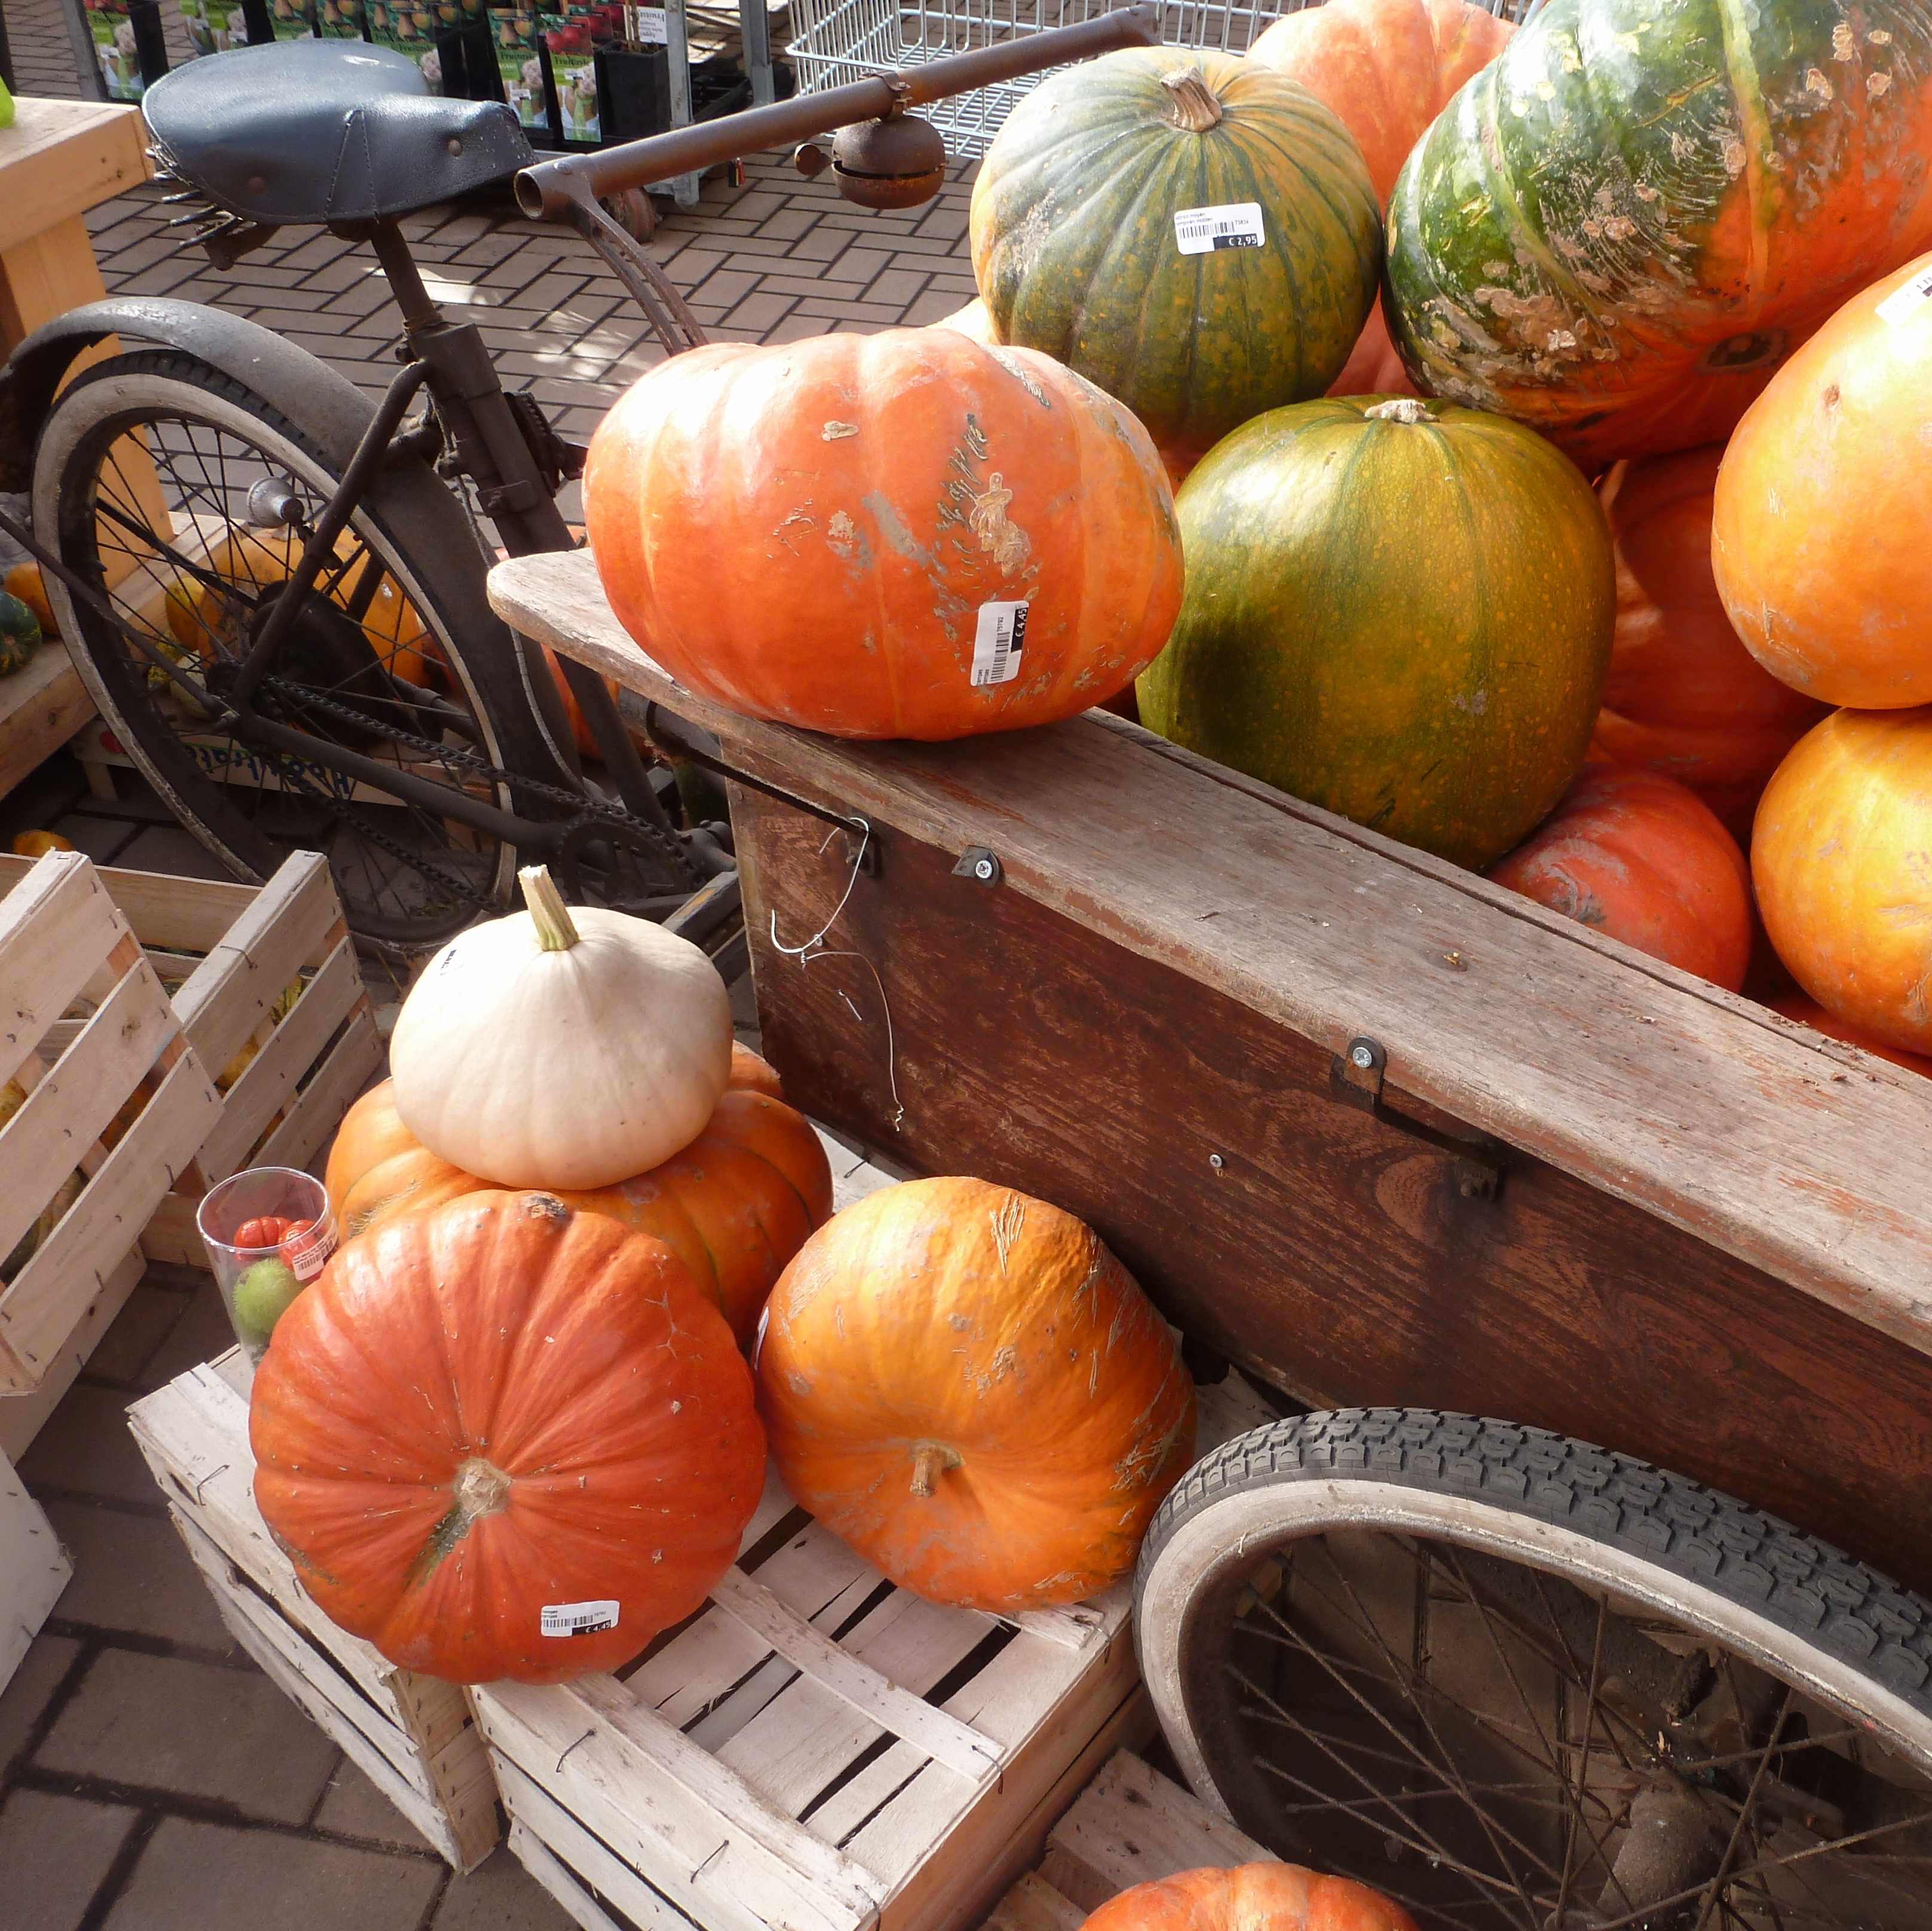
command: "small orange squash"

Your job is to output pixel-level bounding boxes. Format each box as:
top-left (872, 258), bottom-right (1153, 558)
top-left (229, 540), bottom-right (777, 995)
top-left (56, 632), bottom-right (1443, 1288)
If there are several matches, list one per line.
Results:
top-left (1595, 448), bottom-right (1827, 842)
top-left (1488, 764), bottom-right (1753, 991)
top-left (1080, 1863), bottom-right (1417, 1931)
top-left (249, 1190), bottom-right (765, 1685)
top-left (325, 1045), bottom-right (826, 1348)
top-left (2, 562), bottom-right (56, 640)
top-left (1753, 706), bottom-right (1932, 1056)
top-left (755, 1176), bottom-right (1195, 1612)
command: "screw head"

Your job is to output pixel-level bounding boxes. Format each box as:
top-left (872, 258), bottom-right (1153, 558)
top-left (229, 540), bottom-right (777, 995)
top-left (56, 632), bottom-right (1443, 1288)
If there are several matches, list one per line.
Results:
top-left (1208, 1153), bottom-right (1225, 1171)
top-left (447, 136), bottom-right (463, 156)
top-left (974, 858), bottom-right (995, 881)
top-left (1350, 1043), bottom-right (1376, 1070)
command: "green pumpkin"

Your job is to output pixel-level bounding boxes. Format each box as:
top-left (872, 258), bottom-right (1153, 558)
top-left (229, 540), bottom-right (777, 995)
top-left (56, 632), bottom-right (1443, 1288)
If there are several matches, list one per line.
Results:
top-left (1137, 396), bottom-right (1615, 871)
top-left (970, 48), bottom-right (1381, 466)
top-left (1386, 0), bottom-right (1932, 470)
top-left (0, 589), bottom-right (41, 677)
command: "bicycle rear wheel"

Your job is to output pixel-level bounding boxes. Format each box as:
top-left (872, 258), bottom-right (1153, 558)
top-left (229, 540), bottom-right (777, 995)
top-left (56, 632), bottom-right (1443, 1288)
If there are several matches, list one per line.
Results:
top-left (32, 347), bottom-right (568, 949)
top-left (1136, 1408), bottom-right (1932, 1930)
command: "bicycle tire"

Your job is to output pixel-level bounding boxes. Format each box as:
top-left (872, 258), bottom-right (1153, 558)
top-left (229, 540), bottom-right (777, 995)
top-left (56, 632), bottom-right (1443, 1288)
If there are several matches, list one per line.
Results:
top-left (1136, 1407), bottom-right (1932, 1927)
top-left (31, 347), bottom-right (570, 947)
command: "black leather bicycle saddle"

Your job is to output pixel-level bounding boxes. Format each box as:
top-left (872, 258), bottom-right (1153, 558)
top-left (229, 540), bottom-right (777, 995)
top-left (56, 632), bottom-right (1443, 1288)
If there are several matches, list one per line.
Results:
top-left (142, 39), bottom-right (536, 228)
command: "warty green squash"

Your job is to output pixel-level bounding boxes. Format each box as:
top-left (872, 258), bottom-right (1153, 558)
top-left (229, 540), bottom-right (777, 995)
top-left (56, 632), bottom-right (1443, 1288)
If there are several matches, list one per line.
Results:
top-left (1137, 395), bottom-right (1614, 870)
top-left (970, 47), bottom-right (1381, 469)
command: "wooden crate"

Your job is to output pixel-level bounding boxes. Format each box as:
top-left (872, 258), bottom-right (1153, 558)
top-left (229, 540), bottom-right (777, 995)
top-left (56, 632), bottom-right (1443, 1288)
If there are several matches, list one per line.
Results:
top-left (0, 850), bottom-right (223, 1414)
top-left (983, 1750), bottom-right (1268, 1931)
top-left (127, 1348), bottom-right (501, 1871)
top-left (2, 1447), bottom-right (72, 1694)
top-left (481, 1368), bottom-right (1278, 1931)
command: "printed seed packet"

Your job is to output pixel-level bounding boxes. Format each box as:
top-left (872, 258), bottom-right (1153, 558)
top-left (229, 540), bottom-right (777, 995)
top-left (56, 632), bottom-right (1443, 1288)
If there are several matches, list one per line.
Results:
top-left (85, 0), bottom-right (145, 97)
top-left (540, 8), bottom-right (599, 143)
top-left (491, 5), bottom-right (546, 132)
top-left (316, 0), bottom-right (368, 36)
top-left (266, 0), bottom-right (317, 36)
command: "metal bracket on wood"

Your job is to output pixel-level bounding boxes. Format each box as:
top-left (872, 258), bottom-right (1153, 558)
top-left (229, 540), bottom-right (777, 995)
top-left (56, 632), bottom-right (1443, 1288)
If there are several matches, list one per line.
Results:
top-left (1329, 1036), bottom-right (1508, 1202)
top-left (641, 702), bottom-right (878, 874)
top-left (952, 847), bottom-right (1002, 886)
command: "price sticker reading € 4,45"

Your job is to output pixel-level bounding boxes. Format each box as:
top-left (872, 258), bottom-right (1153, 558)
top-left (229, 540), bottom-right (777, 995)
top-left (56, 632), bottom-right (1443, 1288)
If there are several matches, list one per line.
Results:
top-left (971, 600), bottom-right (1029, 688)
top-left (540, 1599), bottom-right (620, 1638)
top-left (1174, 203), bottom-right (1265, 256)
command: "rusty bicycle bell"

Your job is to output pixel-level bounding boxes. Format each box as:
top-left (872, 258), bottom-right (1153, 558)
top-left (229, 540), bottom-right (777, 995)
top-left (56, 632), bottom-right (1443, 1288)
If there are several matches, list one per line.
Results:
top-left (794, 78), bottom-right (948, 210)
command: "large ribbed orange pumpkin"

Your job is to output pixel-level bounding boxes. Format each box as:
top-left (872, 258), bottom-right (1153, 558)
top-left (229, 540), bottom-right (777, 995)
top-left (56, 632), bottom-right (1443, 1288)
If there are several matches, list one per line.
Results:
top-left (324, 1046), bottom-right (827, 1349)
top-left (1488, 764), bottom-right (1753, 991)
top-left (1595, 448), bottom-right (1827, 843)
top-left (1249, 0), bottom-right (1511, 204)
top-left (1713, 250), bottom-right (1932, 710)
top-left (583, 328), bottom-right (1182, 740)
top-left (756, 1177), bottom-right (1195, 1612)
top-left (250, 1190), bottom-right (765, 1684)
top-left (1753, 707), bottom-right (1932, 1055)
top-left (1765, 993), bottom-right (1932, 1078)
top-left (1081, 1863), bottom-right (1417, 1931)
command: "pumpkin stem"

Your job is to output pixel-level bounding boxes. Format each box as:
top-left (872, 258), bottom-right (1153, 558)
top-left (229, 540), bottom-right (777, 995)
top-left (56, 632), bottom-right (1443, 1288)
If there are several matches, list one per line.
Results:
top-left (1365, 398), bottom-right (1435, 425)
top-left (1159, 67), bottom-right (1224, 134)
top-left (452, 1456), bottom-right (512, 1524)
top-left (519, 864), bottom-right (581, 952)
top-left (909, 1441), bottom-right (963, 1498)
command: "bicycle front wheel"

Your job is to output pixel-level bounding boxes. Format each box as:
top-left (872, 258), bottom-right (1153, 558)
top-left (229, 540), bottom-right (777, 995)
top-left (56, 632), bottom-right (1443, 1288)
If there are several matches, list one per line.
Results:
top-left (1136, 1407), bottom-right (1932, 1930)
top-left (32, 347), bottom-right (567, 949)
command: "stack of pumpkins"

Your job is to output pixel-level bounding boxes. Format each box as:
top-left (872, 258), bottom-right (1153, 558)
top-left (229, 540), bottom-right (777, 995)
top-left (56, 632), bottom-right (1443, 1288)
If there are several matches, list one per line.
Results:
top-left (248, 866), bottom-right (1200, 1686)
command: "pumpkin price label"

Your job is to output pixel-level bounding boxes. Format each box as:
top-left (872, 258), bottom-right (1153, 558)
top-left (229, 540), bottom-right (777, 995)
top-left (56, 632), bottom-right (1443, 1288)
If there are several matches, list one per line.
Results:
top-left (970, 600), bottom-right (1029, 687)
top-left (1877, 265), bottom-right (1932, 328)
top-left (1173, 203), bottom-right (1265, 256)
top-left (540, 1599), bottom-right (620, 1638)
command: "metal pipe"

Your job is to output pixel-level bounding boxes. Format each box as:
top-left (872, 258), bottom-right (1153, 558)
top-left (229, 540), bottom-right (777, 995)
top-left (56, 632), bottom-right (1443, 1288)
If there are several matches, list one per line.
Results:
top-left (515, 5), bottom-right (1160, 218)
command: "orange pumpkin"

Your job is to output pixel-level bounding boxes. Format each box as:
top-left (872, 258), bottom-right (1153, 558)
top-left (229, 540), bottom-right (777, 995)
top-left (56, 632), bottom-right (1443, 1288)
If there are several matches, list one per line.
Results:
top-left (1596, 447), bottom-right (1827, 843)
top-left (1753, 707), bottom-right (1932, 1055)
top-left (582, 328), bottom-right (1183, 741)
top-left (1249, 0), bottom-right (1511, 204)
top-left (539, 641), bottom-right (654, 761)
top-left (933, 298), bottom-right (999, 343)
top-left (1765, 993), bottom-right (1932, 1078)
top-left (1326, 300), bottom-right (1414, 399)
top-left (1081, 1865), bottom-right (1416, 1931)
top-left (1714, 250), bottom-right (1932, 709)
top-left (3, 562), bottom-right (56, 640)
top-left (325, 1044), bottom-right (827, 1348)
top-left (754, 1177), bottom-right (1195, 1612)
top-left (1487, 763), bottom-right (1753, 992)
top-left (249, 1190), bottom-right (766, 1684)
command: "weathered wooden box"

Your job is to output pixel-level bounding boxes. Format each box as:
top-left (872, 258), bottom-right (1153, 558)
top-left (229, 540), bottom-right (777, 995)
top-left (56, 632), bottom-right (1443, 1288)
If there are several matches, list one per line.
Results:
top-left (127, 1348), bottom-right (501, 1871)
top-left (0, 850), bottom-right (222, 1434)
top-left (479, 1371), bottom-right (1273, 1931)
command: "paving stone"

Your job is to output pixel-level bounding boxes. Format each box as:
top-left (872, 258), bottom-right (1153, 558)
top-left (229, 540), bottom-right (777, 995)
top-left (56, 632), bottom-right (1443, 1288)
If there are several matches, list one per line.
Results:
top-left (0, 1634), bottom-right (82, 1772)
top-left (38, 1501), bottom-right (234, 1651)
top-left (137, 1279), bottom-right (243, 1392)
top-left (45, 811), bottom-right (143, 863)
top-left (104, 1816), bottom-right (444, 1931)
top-left (313, 1757), bottom-right (433, 1853)
top-left (39, 1651), bottom-right (336, 1822)
top-left (432, 1847), bottom-right (579, 1929)
top-left (0, 1789), bottom-right (139, 1931)
top-left (82, 1278), bottom-right (194, 1388)
top-left (115, 824), bottom-right (236, 882)
top-left (19, 1383), bottom-right (161, 1508)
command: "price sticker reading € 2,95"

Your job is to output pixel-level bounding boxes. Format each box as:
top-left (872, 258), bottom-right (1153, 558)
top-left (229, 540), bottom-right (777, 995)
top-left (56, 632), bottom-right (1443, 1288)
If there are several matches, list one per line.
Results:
top-left (1174, 203), bottom-right (1265, 256)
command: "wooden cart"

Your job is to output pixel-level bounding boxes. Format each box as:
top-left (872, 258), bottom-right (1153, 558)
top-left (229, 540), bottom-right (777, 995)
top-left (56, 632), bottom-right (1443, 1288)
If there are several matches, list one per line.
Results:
top-left (493, 549), bottom-right (1932, 1603)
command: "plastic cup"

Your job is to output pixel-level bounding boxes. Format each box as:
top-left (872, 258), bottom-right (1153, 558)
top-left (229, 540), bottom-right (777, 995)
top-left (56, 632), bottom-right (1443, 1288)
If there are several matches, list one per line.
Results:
top-left (197, 1167), bottom-right (339, 1364)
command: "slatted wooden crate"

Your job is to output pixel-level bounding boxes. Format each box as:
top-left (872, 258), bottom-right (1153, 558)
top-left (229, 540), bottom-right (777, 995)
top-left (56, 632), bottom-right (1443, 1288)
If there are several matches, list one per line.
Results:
top-left (127, 1347), bottom-right (501, 1871)
top-left (2, 1447), bottom-right (72, 1694)
top-left (983, 1750), bottom-right (1269, 1931)
top-left (0, 850), bottom-right (223, 1432)
top-left (481, 1370), bottom-right (1279, 1931)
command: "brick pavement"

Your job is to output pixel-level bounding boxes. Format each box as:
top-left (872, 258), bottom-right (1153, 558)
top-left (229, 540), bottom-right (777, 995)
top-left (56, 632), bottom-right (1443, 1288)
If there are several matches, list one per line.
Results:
top-left (2, 2), bottom-right (984, 1923)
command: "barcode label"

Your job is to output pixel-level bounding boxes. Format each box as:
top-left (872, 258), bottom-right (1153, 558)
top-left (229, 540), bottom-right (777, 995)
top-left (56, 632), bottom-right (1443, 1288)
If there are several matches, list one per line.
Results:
top-left (1174, 203), bottom-right (1265, 256)
top-left (1877, 265), bottom-right (1932, 326)
top-left (290, 1223), bottom-right (338, 1283)
top-left (541, 1599), bottom-right (620, 1638)
top-left (971, 600), bottom-right (1029, 687)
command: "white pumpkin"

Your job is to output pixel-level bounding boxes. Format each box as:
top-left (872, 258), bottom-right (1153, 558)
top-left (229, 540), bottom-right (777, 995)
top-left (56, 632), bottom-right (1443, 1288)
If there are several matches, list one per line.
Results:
top-left (388, 866), bottom-right (733, 1190)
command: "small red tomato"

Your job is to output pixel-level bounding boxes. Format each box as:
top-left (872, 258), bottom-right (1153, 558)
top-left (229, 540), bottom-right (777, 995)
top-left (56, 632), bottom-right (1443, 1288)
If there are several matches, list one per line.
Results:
top-left (232, 1215), bottom-right (292, 1249)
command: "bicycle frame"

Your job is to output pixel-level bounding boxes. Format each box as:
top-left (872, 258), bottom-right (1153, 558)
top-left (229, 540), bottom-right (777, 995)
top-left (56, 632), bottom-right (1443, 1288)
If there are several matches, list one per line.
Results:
top-left (32, 7), bottom-right (1161, 892)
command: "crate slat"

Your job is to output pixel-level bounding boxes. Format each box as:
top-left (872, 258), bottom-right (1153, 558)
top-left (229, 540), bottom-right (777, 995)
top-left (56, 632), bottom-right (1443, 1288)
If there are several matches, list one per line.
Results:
top-left (252, 1004), bottom-right (384, 1173)
top-left (1, 1052), bottom-right (221, 1388)
top-left (0, 854), bottom-right (127, 1093)
top-left (193, 929), bottom-right (361, 1180)
top-left (0, 1247), bottom-right (145, 1461)
top-left (983, 1872), bottom-right (1087, 1931)
top-left (1, 1450), bottom-right (70, 1692)
top-left (502, 1766), bottom-right (699, 1931)
top-left (0, 852), bottom-right (258, 955)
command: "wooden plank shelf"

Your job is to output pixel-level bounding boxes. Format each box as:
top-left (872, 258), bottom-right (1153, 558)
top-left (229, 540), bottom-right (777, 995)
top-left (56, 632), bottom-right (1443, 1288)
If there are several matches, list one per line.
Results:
top-left (489, 546), bottom-right (1932, 1601)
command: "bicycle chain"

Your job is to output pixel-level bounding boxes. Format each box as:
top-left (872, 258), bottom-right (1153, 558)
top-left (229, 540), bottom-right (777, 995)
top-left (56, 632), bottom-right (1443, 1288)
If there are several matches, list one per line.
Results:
top-left (255, 671), bottom-right (702, 892)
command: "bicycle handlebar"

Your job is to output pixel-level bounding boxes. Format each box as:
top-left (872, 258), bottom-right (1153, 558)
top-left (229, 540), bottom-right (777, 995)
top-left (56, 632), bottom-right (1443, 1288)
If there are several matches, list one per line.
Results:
top-left (513, 5), bottom-right (1161, 219)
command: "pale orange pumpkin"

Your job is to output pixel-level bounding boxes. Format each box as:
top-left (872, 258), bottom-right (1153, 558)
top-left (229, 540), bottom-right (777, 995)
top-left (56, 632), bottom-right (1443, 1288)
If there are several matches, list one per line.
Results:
top-left (1249, 0), bottom-right (1512, 204)
top-left (1753, 707), bottom-right (1932, 1055)
top-left (583, 328), bottom-right (1183, 741)
top-left (1080, 1863), bottom-right (1417, 1931)
top-left (325, 1044), bottom-right (827, 1348)
top-left (1595, 447), bottom-right (1827, 844)
top-left (1487, 763), bottom-right (1753, 992)
top-left (933, 298), bottom-right (999, 343)
top-left (754, 1176), bottom-right (1196, 1612)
